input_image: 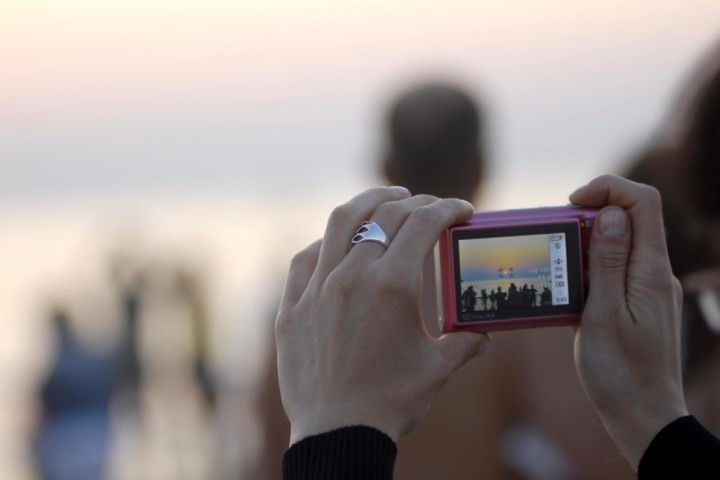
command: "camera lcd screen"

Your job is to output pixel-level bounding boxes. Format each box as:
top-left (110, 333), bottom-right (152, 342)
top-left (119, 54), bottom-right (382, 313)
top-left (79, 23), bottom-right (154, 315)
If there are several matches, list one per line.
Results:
top-left (453, 222), bottom-right (582, 323)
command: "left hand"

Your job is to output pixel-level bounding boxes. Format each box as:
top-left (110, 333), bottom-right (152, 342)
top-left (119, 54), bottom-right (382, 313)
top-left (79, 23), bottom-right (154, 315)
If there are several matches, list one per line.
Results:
top-left (570, 175), bottom-right (688, 468)
top-left (275, 186), bottom-right (492, 445)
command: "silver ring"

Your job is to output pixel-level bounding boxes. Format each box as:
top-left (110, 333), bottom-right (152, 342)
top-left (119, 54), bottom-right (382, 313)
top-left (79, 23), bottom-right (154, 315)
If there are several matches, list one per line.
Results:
top-left (351, 221), bottom-right (389, 248)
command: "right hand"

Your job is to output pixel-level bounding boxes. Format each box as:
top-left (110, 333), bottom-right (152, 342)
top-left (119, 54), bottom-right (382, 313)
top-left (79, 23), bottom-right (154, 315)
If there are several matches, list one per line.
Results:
top-left (275, 187), bottom-right (490, 446)
top-left (570, 175), bottom-right (688, 470)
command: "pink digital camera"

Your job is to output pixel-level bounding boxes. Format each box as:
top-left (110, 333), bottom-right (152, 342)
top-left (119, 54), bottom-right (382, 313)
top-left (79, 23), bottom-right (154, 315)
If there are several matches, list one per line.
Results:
top-left (437, 206), bottom-right (599, 333)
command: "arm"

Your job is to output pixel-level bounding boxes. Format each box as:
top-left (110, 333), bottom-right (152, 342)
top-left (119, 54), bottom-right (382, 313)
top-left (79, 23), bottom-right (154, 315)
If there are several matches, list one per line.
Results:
top-left (275, 187), bottom-right (491, 477)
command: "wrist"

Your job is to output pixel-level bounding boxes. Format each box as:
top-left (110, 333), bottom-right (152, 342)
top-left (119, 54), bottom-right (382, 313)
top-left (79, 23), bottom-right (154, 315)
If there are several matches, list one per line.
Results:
top-left (598, 394), bottom-right (688, 470)
top-left (289, 404), bottom-right (403, 446)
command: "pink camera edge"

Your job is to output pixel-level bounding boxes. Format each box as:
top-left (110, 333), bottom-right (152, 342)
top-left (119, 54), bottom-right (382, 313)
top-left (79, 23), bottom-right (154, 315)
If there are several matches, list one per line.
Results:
top-left (437, 206), bottom-right (600, 333)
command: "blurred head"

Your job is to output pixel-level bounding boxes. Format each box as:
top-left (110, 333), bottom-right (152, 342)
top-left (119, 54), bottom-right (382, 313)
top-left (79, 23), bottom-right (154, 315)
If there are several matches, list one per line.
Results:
top-left (381, 81), bottom-right (485, 202)
top-left (630, 39), bottom-right (720, 379)
top-left (676, 40), bottom-right (720, 219)
top-left (624, 40), bottom-right (720, 275)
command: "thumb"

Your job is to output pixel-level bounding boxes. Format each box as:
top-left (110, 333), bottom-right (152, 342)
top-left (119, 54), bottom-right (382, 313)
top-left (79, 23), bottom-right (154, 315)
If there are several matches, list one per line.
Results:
top-left (435, 331), bottom-right (492, 374)
top-left (585, 207), bottom-right (632, 321)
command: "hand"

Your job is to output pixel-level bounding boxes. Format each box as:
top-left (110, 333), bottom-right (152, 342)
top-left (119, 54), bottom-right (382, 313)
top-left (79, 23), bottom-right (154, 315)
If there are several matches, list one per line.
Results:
top-left (275, 187), bottom-right (492, 445)
top-left (570, 175), bottom-right (689, 469)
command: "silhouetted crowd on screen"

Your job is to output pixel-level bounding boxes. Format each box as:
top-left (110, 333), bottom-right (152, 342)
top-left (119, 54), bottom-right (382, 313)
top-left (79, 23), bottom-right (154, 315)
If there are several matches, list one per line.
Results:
top-left (462, 283), bottom-right (552, 312)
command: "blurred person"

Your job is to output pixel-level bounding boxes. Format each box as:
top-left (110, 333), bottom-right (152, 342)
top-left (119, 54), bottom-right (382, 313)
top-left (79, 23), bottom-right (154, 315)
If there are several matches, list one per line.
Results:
top-left (108, 252), bottom-right (145, 412)
top-left (170, 265), bottom-right (218, 409)
top-left (32, 255), bottom-right (147, 480)
top-left (32, 247), bottom-right (225, 480)
top-left (126, 258), bottom-right (222, 479)
top-left (32, 306), bottom-right (122, 480)
top-left (380, 81), bottom-right (484, 201)
top-left (248, 80), bottom-right (508, 479)
top-left (276, 177), bottom-right (720, 479)
top-left (379, 82), bottom-right (516, 480)
top-left (620, 37), bottom-right (720, 437)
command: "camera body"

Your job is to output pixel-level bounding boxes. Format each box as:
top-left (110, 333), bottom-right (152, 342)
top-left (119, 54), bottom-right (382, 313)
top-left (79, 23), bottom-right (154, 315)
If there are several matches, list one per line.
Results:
top-left (437, 205), bottom-right (599, 333)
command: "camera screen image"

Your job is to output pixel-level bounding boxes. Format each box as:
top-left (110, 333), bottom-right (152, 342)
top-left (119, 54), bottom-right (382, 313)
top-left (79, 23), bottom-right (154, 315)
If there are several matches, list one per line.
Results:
top-left (453, 222), bottom-right (582, 323)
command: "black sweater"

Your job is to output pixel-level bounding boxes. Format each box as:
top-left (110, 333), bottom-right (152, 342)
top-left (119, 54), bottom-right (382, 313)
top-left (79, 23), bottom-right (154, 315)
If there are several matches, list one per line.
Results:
top-left (283, 416), bottom-right (720, 479)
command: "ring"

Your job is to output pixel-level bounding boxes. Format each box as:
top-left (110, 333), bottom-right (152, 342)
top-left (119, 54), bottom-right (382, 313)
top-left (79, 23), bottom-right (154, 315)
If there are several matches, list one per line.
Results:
top-left (351, 221), bottom-right (389, 248)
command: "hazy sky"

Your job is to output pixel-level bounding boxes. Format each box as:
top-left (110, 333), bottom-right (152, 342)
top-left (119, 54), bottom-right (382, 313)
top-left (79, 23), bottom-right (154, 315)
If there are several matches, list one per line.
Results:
top-left (459, 233), bottom-right (550, 281)
top-left (3, 0), bottom-right (720, 208)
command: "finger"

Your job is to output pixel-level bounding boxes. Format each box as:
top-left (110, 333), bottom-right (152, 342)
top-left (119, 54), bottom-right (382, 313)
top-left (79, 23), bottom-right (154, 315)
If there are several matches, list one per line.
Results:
top-left (344, 194), bottom-right (439, 262)
top-left (384, 198), bottom-right (474, 274)
top-left (435, 331), bottom-right (492, 375)
top-left (672, 276), bottom-right (684, 318)
top-left (315, 186), bottom-right (411, 278)
top-left (280, 239), bottom-right (322, 310)
top-left (569, 175), bottom-right (669, 267)
top-left (583, 207), bottom-right (632, 328)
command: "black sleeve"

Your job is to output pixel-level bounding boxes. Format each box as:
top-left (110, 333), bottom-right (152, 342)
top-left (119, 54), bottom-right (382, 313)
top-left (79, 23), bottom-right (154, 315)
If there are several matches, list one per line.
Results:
top-left (282, 426), bottom-right (397, 480)
top-left (638, 415), bottom-right (720, 479)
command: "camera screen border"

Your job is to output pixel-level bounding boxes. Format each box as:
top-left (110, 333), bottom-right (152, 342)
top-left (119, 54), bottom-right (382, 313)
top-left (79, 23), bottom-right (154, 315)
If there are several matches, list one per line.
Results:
top-left (451, 221), bottom-right (583, 325)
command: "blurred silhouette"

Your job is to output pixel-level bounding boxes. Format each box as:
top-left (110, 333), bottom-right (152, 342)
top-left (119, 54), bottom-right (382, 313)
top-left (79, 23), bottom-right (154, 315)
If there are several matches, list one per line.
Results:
top-left (108, 254), bottom-right (145, 412)
top-left (173, 267), bottom-right (217, 409)
top-left (381, 81), bottom-right (484, 201)
top-left (32, 306), bottom-right (121, 480)
top-left (32, 249), bottom-right (222, 480)
top-left (672, 39), bottom-right (720, 394)
top-left (380, 82), bottom-right (520, 480)
top-left (620, 38), bottom-right (720, 435)
top-left (32, 254), bottom-right (148, 480)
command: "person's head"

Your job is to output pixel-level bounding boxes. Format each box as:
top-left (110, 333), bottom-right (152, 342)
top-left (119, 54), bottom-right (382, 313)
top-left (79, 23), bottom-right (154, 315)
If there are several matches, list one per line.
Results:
top-left (621, 39), bottom-right (720, 275)
top-left (623, 39), bottom-right (720, 380)
top-left (671, 41), bottom-right (720, 378)
top-left (674, 41), bottom-right (720, 219)
top-left (381, 81), bottom-right (485, 202)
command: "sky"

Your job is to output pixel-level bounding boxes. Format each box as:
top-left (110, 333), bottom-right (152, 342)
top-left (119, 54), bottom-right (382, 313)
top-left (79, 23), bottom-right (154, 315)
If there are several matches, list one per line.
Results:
top-left (2, 1), bottom-right (720, 477)
top-left (3, 0), bottom-right (720, 207)
top-left (459, 233), bottom-right (550, 281)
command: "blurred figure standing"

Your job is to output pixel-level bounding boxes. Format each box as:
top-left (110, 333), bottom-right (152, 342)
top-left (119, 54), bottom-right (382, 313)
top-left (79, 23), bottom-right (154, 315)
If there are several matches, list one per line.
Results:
top-left (32, 306), bottom-right (123, 480)
top-left (32, 248), bottom-right (224, 480)
top-left (248, 80), bottom-right (516, 479)
top-left (379, 82), bottom-right (517, 480)
top-left (32, 255), bottom-right (146, 480)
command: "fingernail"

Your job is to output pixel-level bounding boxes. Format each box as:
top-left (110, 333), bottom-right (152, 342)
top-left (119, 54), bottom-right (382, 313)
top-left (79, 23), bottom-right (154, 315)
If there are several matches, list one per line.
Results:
top-left (473, 333), bottom-right (493, 358)
top-left (389, 186), bottom-right (411, 196)
top-left (569, 184), bottom-right (587, 198)
top-left (598, 208), bottom-right (628, 237)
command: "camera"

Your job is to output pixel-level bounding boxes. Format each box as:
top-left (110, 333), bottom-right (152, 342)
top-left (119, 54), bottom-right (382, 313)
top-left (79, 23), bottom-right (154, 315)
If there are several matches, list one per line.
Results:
top-left (436, 206), bottom-right (599, 332)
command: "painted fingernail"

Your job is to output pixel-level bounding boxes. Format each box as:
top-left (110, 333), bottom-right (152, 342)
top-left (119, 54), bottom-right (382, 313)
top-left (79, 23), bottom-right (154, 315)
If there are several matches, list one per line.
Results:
top-left (598, 208), bottom-right (629, 237)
